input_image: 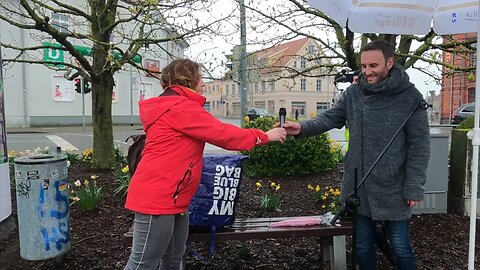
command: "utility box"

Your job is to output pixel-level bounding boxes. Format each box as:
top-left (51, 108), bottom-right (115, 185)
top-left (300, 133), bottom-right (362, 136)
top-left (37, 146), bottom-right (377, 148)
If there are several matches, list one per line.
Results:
top-left (14, 154), bottom-right (70, 260)
top-left (412, 132), bottom-right (449, 214)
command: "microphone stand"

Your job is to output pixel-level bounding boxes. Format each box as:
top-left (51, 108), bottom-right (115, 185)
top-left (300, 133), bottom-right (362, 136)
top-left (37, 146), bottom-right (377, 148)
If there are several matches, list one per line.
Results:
top-left (330, 100), bottom-right (430, 268)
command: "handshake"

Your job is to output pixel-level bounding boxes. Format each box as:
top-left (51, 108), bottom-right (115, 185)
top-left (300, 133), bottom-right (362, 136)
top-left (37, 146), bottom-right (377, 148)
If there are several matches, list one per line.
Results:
top-left (265, 107), bottom-right (302, 144)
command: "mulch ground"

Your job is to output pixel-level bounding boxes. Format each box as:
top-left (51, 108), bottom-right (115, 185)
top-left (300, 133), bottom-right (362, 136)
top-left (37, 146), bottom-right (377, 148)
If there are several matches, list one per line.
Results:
top-left (0, 163), bottom-right (479, 269)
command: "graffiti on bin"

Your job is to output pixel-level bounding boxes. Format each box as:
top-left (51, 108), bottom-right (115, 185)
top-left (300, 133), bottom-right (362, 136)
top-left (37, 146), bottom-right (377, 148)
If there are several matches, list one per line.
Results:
top-left (17, 179), bottom-right (31, 199)
top-left (37, 179), bottom-right (70, 251)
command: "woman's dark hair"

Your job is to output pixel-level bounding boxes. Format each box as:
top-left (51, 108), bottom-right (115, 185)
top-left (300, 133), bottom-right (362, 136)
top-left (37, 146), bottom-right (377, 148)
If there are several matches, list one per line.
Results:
top-left (160, 58), bottom-right (201, 89)
top-left (360, 40), bottom-right (395, 61)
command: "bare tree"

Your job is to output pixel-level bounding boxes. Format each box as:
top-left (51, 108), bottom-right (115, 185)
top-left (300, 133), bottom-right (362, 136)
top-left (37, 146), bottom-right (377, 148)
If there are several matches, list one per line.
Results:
top-left (0, 0), bottom-right (232, 168)
top-left (241, 0), bottom-right (476, 84)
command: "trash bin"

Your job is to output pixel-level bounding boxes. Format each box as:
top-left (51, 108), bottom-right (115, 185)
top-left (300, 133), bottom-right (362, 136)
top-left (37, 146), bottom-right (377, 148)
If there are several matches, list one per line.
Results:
top-left (14, 154), bottom-right (70, 260)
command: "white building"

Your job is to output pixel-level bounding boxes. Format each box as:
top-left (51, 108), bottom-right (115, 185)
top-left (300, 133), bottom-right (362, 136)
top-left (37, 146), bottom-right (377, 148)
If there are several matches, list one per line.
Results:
top-left (0, 2), bottom-right (187, 127)
top-left (203, 38), bottom-right (338, 119)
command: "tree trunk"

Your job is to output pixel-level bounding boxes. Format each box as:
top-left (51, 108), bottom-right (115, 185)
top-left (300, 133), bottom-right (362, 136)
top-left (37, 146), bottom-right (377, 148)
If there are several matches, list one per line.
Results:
top-left (91, 73), bottom-right (115, 169)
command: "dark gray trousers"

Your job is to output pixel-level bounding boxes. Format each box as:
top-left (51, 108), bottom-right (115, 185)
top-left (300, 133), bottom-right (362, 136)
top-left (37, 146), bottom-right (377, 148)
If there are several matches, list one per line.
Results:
top-left (124, 212), bottom-right (189, 270)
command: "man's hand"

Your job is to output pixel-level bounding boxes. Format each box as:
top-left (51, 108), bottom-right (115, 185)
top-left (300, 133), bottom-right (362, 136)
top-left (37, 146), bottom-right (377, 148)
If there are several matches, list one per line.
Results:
top-left (407, 200), bottom-right (420, 208)
top-left (278, 121), bottom-right (302, 136)
top-left (266, 127), bottom-right (287, 143)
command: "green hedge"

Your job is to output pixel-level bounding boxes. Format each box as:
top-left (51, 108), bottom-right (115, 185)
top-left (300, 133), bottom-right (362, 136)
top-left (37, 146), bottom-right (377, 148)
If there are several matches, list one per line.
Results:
top-left (241, 117), bottom-right (339, 177)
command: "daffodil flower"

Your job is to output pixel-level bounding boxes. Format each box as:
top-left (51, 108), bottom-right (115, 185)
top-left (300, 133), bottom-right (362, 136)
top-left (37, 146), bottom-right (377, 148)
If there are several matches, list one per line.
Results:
top-left (307, 184), bottom-right (314, 190)
top-left (275, 184), bottom-right (280, 191)
top-left (84, 180), bottom-right (89, 186)
top-left (122, 166), bottom-right (129, 173)
top-left (91, 175), bottom-right (99, 180)
top-left (72, 197), bottom-right (80, 202)
top-left (270, 182), bottom-right (276, 187)
top-left (74, 180), bottom-right (81, 187)
top-left (315, 185), bottom-right (321, 192)
top-left (255, 182), bottom-right (262, 190)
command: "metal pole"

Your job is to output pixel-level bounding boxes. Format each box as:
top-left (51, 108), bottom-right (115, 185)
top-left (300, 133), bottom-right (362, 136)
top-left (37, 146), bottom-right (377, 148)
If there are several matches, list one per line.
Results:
top-left (130, 65), bottom-right (133, 126)
top-left (239, 0), bottom-right (248, 125)
top-left (449, 53), bottom-right (455, 124)
top-left (467, 3), bottom-right (480, 269)
top-left (81, 78), bottom-right (85, 130)
top-left (0, 46), bottom-right (7, 163)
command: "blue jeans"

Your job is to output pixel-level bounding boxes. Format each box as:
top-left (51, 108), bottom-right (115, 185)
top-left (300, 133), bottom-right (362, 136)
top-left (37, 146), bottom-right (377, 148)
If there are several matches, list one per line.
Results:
top-left (356, 215), bottom-right (416, 270)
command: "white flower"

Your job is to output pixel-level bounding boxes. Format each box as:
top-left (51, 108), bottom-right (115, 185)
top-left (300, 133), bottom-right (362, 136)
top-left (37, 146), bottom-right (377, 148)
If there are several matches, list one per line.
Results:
top-left (67, 160), bottom-right (71, 168)
top-left (74, 180), bottom-right (81, 187)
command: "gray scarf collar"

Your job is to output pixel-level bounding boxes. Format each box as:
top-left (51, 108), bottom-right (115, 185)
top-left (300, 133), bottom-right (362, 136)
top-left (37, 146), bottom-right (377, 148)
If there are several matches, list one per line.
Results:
top-left (357, 63), bottom-right (409, 95)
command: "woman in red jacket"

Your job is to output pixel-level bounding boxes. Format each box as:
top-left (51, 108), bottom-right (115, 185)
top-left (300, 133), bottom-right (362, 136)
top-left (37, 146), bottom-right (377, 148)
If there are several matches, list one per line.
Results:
top-left (124, 59), bottom-right (286, 270)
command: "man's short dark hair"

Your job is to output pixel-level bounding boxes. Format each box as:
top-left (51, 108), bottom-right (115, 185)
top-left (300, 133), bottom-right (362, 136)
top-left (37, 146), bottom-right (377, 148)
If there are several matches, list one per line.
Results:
top-left (360, 40), bottom-right (394, 61)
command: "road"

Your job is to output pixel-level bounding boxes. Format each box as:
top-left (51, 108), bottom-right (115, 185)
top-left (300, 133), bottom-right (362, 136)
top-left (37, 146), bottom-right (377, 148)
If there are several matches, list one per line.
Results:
top-left (8, 118), bottom-right (450, 156)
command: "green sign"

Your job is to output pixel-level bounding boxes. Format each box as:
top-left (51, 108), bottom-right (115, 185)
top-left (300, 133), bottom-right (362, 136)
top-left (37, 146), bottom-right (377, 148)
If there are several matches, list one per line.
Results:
top-left (43, 42), bottom-right (141, 64)
top-left (43, 43), bottom-right (64, 67)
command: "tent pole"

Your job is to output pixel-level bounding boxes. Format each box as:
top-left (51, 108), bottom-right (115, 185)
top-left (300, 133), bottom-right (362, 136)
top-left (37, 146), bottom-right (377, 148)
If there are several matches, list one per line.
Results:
top-left (467, 2), bottom-right (480, 269)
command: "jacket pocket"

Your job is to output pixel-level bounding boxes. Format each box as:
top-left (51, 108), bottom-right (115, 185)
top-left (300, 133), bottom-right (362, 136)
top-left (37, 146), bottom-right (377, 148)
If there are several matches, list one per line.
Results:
top-left (172, 162), bottom-right (195, 204)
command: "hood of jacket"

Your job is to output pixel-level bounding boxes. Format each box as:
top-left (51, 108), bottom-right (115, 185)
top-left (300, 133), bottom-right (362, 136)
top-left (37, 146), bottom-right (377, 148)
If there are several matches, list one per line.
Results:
top-left (138, 85), bottom-right (206, 132)
top-left (357, 63), bottom-right (414, 95)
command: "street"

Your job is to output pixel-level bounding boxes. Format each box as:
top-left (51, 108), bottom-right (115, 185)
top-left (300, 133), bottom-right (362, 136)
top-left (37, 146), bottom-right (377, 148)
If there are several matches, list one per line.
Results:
top-left (7, 118), bottom-right (453, 157)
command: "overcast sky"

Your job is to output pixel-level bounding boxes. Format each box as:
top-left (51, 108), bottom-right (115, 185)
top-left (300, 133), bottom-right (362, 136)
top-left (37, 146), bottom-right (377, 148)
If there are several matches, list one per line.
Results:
top-left (184, 0), bottom-right (441, 98)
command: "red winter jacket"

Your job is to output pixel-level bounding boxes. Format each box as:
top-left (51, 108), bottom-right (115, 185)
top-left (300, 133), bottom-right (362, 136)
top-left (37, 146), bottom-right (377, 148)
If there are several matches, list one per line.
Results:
top-left (125, 85), bottom-right (269, 215)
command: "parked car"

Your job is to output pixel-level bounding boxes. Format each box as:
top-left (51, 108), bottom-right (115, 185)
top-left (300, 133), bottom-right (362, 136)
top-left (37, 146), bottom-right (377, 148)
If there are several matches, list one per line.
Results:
top-left (452, 102), bottom-right (475, 124)
top-left (246, 107), bottom-right (273, 121)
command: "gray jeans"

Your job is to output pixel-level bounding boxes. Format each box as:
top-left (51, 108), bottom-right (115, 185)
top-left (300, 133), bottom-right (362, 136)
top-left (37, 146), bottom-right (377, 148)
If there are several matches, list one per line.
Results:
top-left (124, 212), bottom-right (189, 270)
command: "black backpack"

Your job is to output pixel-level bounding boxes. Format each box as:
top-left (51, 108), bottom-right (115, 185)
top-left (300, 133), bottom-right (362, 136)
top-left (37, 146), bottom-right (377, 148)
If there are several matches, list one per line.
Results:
top-left (125, 134), bottom-right (146, 177)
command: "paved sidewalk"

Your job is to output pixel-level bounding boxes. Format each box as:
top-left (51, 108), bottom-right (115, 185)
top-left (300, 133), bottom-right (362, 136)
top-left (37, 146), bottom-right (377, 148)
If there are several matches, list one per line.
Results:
top-left (6, 124), bottom-right (144, 134)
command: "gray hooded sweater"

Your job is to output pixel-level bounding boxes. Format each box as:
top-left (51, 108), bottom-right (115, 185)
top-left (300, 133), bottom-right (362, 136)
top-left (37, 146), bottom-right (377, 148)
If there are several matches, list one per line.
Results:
top-left (300, 64), bottom-right (430, 220)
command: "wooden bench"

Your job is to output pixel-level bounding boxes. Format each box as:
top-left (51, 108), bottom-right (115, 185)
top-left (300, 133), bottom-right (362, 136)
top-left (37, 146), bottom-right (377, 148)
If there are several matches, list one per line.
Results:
top-left (124, 215), bottom-right (353, 270)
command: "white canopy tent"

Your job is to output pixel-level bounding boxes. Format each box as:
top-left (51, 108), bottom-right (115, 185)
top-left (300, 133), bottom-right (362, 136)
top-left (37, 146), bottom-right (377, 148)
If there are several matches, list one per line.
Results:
top-left (306, 1), bottom-right (480, 269)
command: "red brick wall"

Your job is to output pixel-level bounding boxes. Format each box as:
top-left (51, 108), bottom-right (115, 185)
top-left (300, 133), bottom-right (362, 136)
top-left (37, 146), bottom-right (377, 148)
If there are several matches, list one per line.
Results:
top-left (440, 33), bottom-right (476, 123)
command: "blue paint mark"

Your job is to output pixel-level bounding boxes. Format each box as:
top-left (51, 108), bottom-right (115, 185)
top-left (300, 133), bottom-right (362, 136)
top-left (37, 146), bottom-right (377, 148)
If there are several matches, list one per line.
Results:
top-left (38, 179), bottom-right (70, 252)
top-left (49, 180), bottom-right (68, 219)
top-left (37, 184), bottom-right (46, 218)
top-left (41, 228), bottom-right (50, 251)
top-left (452, 12), bottom-right (457, 23)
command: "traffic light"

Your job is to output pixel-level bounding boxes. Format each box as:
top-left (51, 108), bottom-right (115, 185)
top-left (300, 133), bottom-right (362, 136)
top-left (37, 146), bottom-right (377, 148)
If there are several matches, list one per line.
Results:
top-left (74, 78), bottom-right (82, 93)
top-left (83, 79), bottom-right (91, 94)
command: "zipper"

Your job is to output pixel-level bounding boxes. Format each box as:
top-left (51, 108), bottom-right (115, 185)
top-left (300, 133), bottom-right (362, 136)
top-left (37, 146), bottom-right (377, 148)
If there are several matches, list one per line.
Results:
top-left (173, 162), bottom-right (194, 204)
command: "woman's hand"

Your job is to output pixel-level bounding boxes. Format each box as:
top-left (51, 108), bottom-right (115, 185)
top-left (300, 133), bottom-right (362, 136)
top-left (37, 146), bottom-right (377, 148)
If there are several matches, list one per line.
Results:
top-left (266, 127), bottom-right (287, 143)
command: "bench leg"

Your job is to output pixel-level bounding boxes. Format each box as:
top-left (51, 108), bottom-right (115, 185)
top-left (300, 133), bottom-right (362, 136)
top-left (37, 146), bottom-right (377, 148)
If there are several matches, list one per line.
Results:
top-left (331, 235), bottom-right (347, 270)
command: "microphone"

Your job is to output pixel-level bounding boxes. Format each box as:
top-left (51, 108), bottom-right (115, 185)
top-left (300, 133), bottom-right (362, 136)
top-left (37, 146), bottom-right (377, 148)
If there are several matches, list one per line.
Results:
top-left (279, 107), bottom-right (286, 128)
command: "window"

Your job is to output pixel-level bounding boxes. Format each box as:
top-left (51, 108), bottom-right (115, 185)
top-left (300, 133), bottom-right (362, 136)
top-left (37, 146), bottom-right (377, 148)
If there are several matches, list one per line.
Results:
top-left (225, 84), bottom-right (229, 96)
top-left (316, 102), bottom-right (329, 115)
top-left (268, 101), bottom-right (275, 113)
top-left (291, 101), bottom-right (306, 116)
top-left (51, 13), bottom-right (70, 33)
top-left (262, 81), bottom-right (266, 92)
top-left (255, 82), bottom-right (259, 93)
top-left (300, 58), bottom-right (306, 69)
top-left (293, 61), bottom-right (297, 68)
top-left (308, 44), bottom-right (315, 54)
top-left (300, 79), bottom-right (307, 91)
top-left (254, 101), bottom-right (266, 108)
top-left (232, 84), bottom-right (236, 95)
top-left (216, 85), bottom-right (219, 93)
top-left (270, 81), bottom-right (276, 91)
top-left (316, 80), bottom-right (322, 91)
top-left (204, 101), bottom-right (211, 112)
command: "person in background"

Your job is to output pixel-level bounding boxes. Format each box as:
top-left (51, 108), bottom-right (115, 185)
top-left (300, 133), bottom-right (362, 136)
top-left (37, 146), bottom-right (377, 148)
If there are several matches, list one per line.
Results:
top-left (124, 58), bottom-right (286, 270)
top-left (282, 40), bottom-right (430, 269)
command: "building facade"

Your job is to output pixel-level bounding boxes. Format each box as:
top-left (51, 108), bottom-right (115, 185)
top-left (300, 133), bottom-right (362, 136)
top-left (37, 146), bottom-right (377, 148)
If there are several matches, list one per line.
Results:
top-left (440, 33), bottom-right (476, 124)
top-left (0, 2), bottom-right (187, 127)
top-left (203, 38), bottom-right (337, 120)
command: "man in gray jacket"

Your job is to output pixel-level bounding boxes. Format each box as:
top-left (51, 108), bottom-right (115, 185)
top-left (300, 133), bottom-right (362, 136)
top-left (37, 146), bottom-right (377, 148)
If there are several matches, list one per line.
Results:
top-left (283, 40), bottom-right (430, 270)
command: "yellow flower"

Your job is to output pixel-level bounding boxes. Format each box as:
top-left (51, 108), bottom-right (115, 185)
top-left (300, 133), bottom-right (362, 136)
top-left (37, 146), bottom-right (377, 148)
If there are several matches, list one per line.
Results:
top-left (91, 175), bottom-right (99, 180)
top-left (270, 182), bottom-right (276, 187)
top-left (322, 195), bottom-right (328, 201)
top-left (321, 204), bottom-right (326, 209)
top-left (329, 188), bottom-right (335, 194)
top-left (330, 202), bottom-right (336, 208)
top-left (122, 165), bottom-right (129, 173)
top-left (255, 182), bottom-right (262, 190)
top-left (84, 180), bottom-right (89, 186)
top-left (315, 185), bottom-right (321, 192)
top-left (307, 184), bottom-right (314, 190)
top-left (335, 188), bottom-right (341, 196)
top-left (275, 184), bottom-right (281, 191)
top-left (8, 150), bottom-right (15, 157)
